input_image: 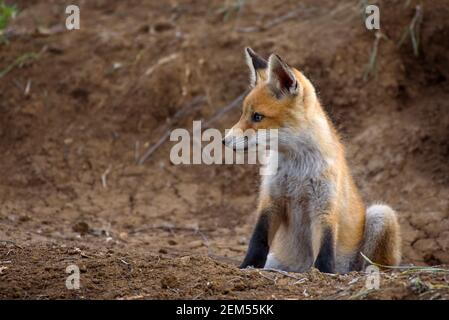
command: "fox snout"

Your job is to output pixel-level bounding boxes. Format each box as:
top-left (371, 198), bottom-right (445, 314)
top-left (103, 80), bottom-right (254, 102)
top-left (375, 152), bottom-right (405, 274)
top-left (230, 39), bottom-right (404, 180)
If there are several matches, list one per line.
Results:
top-left (223, 127), bottom-right (279, 153)
top-left (223, 131), bottom-right (249, 151)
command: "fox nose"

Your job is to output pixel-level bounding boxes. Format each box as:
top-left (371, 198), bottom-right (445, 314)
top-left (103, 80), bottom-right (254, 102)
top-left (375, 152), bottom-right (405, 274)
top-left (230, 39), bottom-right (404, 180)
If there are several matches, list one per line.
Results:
top-left (222, 138), bottom-right (226, 145)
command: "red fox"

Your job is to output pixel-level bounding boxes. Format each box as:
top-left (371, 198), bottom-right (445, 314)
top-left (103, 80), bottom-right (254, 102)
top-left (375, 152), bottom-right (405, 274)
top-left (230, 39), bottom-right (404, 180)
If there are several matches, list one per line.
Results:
top-left (223, 48), bottom-right (401, 273)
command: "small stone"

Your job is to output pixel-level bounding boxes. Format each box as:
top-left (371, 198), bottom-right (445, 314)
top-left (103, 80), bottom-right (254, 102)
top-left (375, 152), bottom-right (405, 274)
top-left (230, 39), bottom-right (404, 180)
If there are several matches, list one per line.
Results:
top-left (119, 232), bottom-right (128, 241)
top-left (179, 256), bottom-right (191, 265)
top-left (187, 240), bottom-right (203, 249)
top-left (72, 221), bottom-right (89, 235)
top-left (161, 275), bottom-right (178, 289)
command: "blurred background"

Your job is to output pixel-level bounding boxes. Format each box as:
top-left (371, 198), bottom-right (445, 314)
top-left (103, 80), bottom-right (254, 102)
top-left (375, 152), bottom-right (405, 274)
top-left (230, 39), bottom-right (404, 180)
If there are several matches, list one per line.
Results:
top-left (0, 0), bottom-right (448, 299)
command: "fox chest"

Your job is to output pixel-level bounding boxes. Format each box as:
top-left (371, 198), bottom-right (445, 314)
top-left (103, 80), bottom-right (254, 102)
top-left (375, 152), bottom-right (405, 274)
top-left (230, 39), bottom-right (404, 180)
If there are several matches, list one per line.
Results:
top-left (262, 161), bottom-right (333, 216)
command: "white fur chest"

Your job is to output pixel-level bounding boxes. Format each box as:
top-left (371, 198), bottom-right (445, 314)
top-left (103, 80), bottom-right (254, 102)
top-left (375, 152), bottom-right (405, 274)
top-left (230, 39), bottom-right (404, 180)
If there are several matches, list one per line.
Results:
top-left (261, 144), bottom-right (333, 214)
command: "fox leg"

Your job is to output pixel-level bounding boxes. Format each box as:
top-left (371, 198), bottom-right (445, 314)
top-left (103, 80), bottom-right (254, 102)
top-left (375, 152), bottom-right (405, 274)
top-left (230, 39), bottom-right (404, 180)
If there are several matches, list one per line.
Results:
top-left (240, 212), bottom-right (270, 268)
top-left (314, 225), bottom-right (336, 273)
top-left (263, 199), bottom-right (326, 273)
top-left (360, 204), bottom-right (401, 268)
top-left (240, 199), bottom-right (285, 269)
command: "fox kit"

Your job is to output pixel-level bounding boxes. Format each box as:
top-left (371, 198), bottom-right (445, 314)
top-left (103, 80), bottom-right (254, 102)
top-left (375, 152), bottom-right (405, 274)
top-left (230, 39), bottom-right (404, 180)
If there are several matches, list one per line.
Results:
top-left (223, 48), bottom-right (401, 273)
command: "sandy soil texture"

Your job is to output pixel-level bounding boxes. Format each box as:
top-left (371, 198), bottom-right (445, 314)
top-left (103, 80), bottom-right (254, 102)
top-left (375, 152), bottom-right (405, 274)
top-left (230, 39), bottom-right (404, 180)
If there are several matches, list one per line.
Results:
top-left (0, 0), bottom-right (448, 299)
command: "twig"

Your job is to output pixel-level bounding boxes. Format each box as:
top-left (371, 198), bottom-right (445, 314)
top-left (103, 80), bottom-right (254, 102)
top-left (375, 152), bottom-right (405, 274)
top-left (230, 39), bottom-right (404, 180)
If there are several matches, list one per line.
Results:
top-left (400, 268), bottom-right (449, 275)
top-left (0, 52), bottom-right (39, 79)
top-left (217, 0), bottom-right (247, 22)
top-left (257, 270), bottom-right (277, 283)
top-left (0, 240), bottom-right (23, 249)
top-left (259, 268), bottom-right (307, 282)
top-left (137, 91), bottom-right (246, 165)
top-left (12, 79), bottom-right (24, 92)
top-left (360, 252), bottom-right (449, 273)
top-left (24, 79), bottom-right (31, 96)
top-left (101, 165), bottom-right (112, 189)
top-left (397, 5), bottom-right (423, 56)
top-left (428, 284), bottom-right (449, 290)
top-left (349, 288), bottom-right (376, 300)
top-left (195, 229), bottom-right (210, 253)
top-left (359, 0), bottom-right (369, 21)
top-left (265, 7), bottom-right (304, 29)
top-left (202, 91), bottom-right (247, 129)
top-left (363, 31), bottom-right (384, 82)
top-left (192, 292), bottom-right (204, 300)
top-left (145, 53), bottom-right (179, 77)
top-left (134, 141), bottom-right (140, 164)
top-left (137, 95), bottom-right (207, 164)
top-left (294, 278), bottom-right (307, 285)
top-left (118, 295), bottom-right (145, 300)
top-left (235, 6), bottom-right (306, 33)
top-left (137, 131), bottom-right (171, 165)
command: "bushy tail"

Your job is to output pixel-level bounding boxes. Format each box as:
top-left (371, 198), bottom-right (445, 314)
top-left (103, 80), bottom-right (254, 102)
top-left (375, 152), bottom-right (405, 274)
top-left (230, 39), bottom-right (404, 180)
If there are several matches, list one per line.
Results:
top-left (360, 204), bottom-right (401, 269)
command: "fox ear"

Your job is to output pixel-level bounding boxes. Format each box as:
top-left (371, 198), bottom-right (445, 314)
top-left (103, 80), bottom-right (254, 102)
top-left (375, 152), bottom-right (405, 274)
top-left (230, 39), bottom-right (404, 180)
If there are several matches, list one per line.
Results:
top-left (245, 47), bottom-right (268, 87)
top-left (267, 54), bottom-right (299, 97)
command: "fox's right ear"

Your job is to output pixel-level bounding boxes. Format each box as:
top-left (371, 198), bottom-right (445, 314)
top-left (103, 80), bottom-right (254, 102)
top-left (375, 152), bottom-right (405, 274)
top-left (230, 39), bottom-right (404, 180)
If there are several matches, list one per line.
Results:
top-left (267, 54), bottom-right (299, 98)
top-left (245, 47), bottom-right (268, 87)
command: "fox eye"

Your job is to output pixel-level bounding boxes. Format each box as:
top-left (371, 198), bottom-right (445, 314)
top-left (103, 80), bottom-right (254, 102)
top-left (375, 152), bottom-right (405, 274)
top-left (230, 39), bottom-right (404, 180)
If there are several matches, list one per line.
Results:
top-left (252, 112), bottom-right (264, 123)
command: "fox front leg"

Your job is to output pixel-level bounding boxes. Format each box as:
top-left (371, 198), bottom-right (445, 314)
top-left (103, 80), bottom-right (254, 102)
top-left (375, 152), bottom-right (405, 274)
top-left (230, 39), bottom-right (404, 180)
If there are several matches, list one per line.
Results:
top-left (240, 213), bottom-right (270, 268)
top-left (313, 226), bottom-right (336, 273)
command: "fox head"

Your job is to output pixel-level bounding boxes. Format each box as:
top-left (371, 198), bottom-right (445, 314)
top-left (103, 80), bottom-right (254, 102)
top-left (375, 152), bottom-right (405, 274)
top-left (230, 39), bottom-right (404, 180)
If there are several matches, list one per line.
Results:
top-left (223, 47), bottom-right (321, 153)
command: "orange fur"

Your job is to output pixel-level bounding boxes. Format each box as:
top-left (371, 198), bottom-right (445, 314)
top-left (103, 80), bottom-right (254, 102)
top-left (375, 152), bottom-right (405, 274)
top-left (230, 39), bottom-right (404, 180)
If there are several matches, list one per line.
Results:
top-left (233, 49), bottom-right (401, 272)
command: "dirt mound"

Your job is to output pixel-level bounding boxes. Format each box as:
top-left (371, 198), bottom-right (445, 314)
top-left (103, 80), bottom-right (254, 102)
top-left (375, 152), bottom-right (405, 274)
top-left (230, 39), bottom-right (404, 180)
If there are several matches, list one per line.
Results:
top-left (0, 0), bottom-right (448, 299)
top-left (1, 243), bottom-right (448, 299)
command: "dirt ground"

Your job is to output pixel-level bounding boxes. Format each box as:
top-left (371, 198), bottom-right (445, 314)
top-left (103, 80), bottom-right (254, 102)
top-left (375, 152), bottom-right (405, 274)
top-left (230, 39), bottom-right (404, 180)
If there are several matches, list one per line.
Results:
top-left (0, 0), bottom-right (448, 299)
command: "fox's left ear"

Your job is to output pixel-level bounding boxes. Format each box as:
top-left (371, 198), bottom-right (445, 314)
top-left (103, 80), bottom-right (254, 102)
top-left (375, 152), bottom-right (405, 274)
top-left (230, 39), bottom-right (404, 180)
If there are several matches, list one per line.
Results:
top-left (267, 54), bottom-right (299, 97)
top-left (245, 47), bottom-right (268, 87)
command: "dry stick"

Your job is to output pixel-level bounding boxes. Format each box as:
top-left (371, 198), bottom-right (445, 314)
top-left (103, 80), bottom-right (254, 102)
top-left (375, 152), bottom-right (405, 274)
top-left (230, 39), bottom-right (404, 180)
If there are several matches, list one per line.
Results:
top-left (195, 229), bottom-right (211, 255)
top-left (256, 267), bottom-right (307, 282)
top-left (101, 165), bottom-right (112, 189)
top-left (24, 79), bottom-right (31, 96)
top-left (0, 52), bottom-right (39, 79)
top-left (137, 131), bottom-right (171, 165)
top-left (138, 92), bottom-right (246, 164)
top-left (12, 79), bottom-right (24, 92)
top-left (397, 5), bottom-right (423, 57)
top-left (112, 52), bottom-right (177, 110)
top-left (202, 91), bottom-right (247, 129)
top-left (257, 271), bottom-right (277, 283)
top-left (360, 252), bottom-right (449, 273)
top-left (134, 141), bottom-right (140, 163)
top-left (145, 53), bottom-right (179, 77)
top-left (235, 6), bottom-right (305, 33)
top-left (363, 31), bottom-right (383, 82)
top-left (409, 5), bottom-right (423, 57)
top-left (137, 95), bottom-right (207, 165)
top-left (0, 240), bottom-right (23, 249)
top-left (349, 288), bottom-right (376, 300)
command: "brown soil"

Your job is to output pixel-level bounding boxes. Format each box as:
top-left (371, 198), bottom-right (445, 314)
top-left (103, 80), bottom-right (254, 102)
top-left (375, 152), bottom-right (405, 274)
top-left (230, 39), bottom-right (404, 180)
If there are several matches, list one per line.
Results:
top-left (0, 0), bottom-right (448, 299)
